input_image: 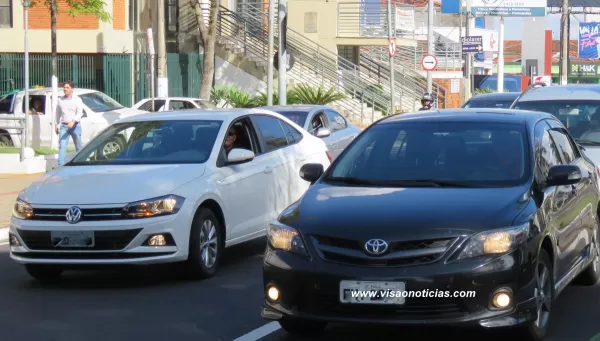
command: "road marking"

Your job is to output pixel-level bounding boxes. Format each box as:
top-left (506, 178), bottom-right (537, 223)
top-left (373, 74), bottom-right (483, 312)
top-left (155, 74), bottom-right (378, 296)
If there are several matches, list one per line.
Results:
top-left (232, 321), bottom-right (281, 341)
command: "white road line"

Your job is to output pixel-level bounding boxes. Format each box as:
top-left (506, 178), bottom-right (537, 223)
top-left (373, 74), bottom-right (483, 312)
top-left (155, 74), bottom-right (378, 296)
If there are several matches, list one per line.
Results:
top-left (231, 321), bottom-right (281, 341)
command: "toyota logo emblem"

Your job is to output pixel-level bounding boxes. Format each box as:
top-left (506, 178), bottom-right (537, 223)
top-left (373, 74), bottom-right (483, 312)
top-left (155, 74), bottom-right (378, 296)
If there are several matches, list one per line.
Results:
top-left (65, 206), bottom-right (82, 224)
top-left (364, 239), bottom-right (389, 255)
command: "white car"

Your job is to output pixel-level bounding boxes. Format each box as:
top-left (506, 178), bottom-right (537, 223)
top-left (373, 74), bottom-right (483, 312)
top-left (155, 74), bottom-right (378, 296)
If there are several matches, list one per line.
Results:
top-left (0, 88), bottom-right (146, 154)
top-left (132, 97), bottom-right (216, 112)
top-left (8, 108), bottom-right (331, 281)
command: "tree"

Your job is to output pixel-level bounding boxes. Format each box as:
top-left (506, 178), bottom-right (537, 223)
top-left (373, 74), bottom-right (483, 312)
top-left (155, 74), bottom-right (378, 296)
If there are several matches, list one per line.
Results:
top-left (30, 0), bottom-right (111, 88)
top-left (192, 0), bottom-right (219, 100)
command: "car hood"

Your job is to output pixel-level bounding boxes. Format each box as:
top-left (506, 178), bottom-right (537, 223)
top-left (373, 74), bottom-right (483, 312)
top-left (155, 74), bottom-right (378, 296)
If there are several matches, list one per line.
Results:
top-left (283, 184), bottom-right (530, 241)
top-left (19, 164), bottom-right (206, 205)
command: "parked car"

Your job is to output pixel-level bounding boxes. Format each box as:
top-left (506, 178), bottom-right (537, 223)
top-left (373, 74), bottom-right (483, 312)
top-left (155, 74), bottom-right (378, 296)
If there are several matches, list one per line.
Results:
top-left (0, 88), bottom-right (146, 154)
top-left (259, 105), bottom-right (361, 159)
top-left (462, 92), bottom-right (520, 109)
top-left (8, 108), bottom-right (331, 281)
top-left (262, 108), bottom-right (600, 340)
top-left (132, 97), bottom-right (216, 112)
top-left (511, 84), bottom-right (600, 168)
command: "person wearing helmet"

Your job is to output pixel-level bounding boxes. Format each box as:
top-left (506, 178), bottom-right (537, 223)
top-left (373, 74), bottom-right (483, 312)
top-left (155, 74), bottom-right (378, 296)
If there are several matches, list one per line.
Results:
top-left (419, 93), bottom-right (435, 111)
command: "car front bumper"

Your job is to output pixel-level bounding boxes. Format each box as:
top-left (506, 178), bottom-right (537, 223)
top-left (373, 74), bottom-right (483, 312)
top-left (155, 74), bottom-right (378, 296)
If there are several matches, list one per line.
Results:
top-left (8, 212), bottom-right (190, 265)
top-left (262, 245), bottom-right (538, 328)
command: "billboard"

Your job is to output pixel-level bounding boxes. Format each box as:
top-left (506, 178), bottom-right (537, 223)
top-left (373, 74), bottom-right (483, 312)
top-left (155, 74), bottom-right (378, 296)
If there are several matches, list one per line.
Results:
top-left (578, 23), bottom-right (600, 60)
top-left (470, 0), bottom-right (547, 17)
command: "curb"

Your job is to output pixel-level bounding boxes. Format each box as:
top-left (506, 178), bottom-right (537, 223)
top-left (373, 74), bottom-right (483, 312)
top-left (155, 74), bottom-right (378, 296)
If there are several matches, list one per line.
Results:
top-left (0, 227), bottom-right (8, 244)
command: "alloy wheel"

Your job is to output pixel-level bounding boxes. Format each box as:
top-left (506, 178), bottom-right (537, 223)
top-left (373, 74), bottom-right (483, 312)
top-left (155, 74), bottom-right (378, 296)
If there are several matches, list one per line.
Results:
top-left (102, 141), bottom-right (121, 157)
top-left (199, 219), bottom-right (218, 268)
top-left (534, 261), bottom-right (551, 329)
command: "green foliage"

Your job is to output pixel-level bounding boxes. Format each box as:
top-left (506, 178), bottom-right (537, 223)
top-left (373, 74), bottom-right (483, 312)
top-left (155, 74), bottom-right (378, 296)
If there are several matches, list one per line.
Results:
top-left (289, 84), bottom-right (346, 105)
top-left (30, 0), bottom-right (111, 22)
top-left (212, 84), bottom-right (346, 108)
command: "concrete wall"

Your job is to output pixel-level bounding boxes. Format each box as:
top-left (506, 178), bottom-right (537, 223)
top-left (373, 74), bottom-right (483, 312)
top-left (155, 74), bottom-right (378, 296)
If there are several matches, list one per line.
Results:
top-left (214, 56), bottom-right (266, 94)
top-left (1, 0), bottom-right (134, 53)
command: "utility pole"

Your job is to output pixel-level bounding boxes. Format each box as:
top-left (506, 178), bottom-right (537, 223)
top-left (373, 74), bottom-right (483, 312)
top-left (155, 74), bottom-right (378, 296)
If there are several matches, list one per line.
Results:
top-left (464, 0), bottom-right (472, 100)
top-left (426, 0), bottom-right (434, 92)
top-left (387, 0), bottom-right (395, 113)
top-left (278, 0), bottom-right (287, 105)
top-left (157, 0), bottom-right (168, 97)
top-left (559, 0), bottom-right (570, 85)
top-left (267, 0), bottom-right (275, 105)
top-left (50, 0), bottom-right (58, 150)
top-left (497, 16), bottom-right (504, 92)
top-left (22, 0), bottom-right (31, 161)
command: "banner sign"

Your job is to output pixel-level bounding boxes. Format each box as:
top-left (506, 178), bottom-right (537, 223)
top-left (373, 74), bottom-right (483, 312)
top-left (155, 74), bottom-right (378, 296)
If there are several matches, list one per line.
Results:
top-left (578, 23), bottom-right (600, 60)
top-left (469, 0), bottom-right (547, 17)
top-left (570, 63), bottom-right (600, 76)
top-left (395, 8), bottom-right (415, 32)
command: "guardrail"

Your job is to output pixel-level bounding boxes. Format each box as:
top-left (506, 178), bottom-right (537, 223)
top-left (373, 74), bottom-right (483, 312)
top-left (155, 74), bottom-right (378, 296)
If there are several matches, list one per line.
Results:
top-left (336, 2), bottom-right (416, 39)
top-left (0, 117), bottom-right (26, 161)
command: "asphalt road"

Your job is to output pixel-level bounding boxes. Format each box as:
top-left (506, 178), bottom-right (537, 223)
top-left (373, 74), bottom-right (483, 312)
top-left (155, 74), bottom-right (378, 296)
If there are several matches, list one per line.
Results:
top-left (0, 239), bottom-right (598, 341)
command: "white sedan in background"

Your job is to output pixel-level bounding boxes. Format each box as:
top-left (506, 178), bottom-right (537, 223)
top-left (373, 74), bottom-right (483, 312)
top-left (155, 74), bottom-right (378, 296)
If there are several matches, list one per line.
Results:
top-left (8, 108), bottom-right (331, 281)
top-left (132, 97), bottom-right (215, 112)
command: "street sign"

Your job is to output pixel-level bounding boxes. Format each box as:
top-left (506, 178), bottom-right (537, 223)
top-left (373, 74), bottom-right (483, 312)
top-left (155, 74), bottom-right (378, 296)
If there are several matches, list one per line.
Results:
top-left (273, 51), bottom-right (296, 72)
top-left (533, 76), bottom-right (552, 86)
top-left (421, 54), bottom-right (438, 71)
top-left (461, 36), bottom-right (483, 53)
top-left (388, 39), bottom-right (397, 57)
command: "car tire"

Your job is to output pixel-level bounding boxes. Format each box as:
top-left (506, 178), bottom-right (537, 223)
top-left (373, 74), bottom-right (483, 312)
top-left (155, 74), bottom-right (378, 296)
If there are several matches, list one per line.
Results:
top-left (576, 214), bottom-right (600, 285)
top-left (278, 318), bottom-right (327, 336)
top-left (99, 136), bottom-right (124, 159)
top-left (181, 208), bottom-right (222, 280)
top-left (0, 133), bottom-right (12, 147)
top-left (25, 264), bottom-right (63, 281)
top-left (516, 249), bottom-right (553, 341)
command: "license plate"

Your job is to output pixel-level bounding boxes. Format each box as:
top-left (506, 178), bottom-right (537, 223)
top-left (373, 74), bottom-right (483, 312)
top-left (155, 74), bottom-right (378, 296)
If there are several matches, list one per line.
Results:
top-left (339, 280), bottom-right (406, 305)
top-left (50, 231), bottom-right (95, 248)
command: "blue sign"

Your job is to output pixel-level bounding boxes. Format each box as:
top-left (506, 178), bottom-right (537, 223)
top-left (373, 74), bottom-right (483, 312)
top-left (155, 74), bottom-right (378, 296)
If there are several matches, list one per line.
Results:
top-left (578, 23), bottom-right (600, 60)
top-left (462, 36), bottom-right (483, 53)
top-left (441, 0), bottom-right (460, 14)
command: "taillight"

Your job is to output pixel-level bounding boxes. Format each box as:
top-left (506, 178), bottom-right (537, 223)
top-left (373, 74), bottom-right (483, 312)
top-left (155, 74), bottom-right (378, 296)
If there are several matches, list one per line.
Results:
top-left (326, 151), bottom-right (333, 162)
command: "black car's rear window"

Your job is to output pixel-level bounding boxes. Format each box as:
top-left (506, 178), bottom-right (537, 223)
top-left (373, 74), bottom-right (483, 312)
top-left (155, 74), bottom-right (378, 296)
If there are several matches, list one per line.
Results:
top-left (325, 121), bottom-right (530, 187)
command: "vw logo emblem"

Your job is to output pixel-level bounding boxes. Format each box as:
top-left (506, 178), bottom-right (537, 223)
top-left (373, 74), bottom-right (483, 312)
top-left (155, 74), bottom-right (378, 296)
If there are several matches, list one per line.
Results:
top-left (65, 206), bottom-right (82, 224)
top-left (364, 239), bottom-right (389, 255)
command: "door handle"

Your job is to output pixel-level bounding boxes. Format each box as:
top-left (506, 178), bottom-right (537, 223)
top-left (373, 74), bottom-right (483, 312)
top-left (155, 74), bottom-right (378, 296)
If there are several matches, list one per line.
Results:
top-left (264, 166), bottom-right (273, 173)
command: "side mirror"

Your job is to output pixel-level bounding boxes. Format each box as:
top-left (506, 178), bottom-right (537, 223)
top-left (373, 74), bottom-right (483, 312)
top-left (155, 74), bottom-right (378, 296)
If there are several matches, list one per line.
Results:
top-left (300, 163), bottom-right (324, 183)
top-left (227, 148), bottom-right (255, 165)
top-left (546, 164), bottom-right (583, 187)
top-left (316, 127), bottom-right (331, 138)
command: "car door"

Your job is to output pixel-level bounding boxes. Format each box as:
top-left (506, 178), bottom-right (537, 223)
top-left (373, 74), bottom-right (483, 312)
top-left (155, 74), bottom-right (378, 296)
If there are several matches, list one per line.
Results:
top-left (324, 108), bottom-right (355, 157)
top-left (215, 117), bottom-right (275, 240)
top-left (546, 120), bottom-right (596, 267)
top-left (250, 113), bottom-right (299, 222)
top-left (278, 118), bottom-right (312, 203)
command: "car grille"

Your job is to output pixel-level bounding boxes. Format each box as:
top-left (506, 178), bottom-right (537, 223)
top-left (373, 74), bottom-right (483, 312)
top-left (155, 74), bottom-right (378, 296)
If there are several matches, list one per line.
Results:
top-left (309, 235), bottom-right (458, 267)
top-left (30, 207), bottom-right (125, 222)
top-left (296, 290), bottom-right (468, 319)
top-left (17, 229), bottom-right (143, 251)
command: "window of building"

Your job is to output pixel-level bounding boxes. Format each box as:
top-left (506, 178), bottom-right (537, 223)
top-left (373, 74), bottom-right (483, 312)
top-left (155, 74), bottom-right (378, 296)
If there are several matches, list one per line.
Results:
top-left (0, 0), bottom-right (12, 28)
top-left (167, 0), bottom-right (178, 33)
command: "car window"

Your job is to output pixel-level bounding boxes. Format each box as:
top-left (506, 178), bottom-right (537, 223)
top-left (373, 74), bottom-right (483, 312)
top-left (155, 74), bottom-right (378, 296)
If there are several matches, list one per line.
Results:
top-left (24, 95), bottom-right (46, 115)
top-left (549, 130), bottom-right (577, 164)
top-left (513, 100), bottom-right (600, 146)
top-left (0, 94), bottom-right (14, 113)
top-left (463, 100), bottom-right (515, 109)
top-left (325, 121), bottom-right (529, 187)
top-left (138, 99), bottom-right (166, 112)
top-left (169, 100), bottom-right (194, 110)
top-left (309, 112), bottom-right (328, 134)
top-left (252, 115), bottom-right (289, 152)
top-left (274, 111), bottom-right (309, 127)
top-left (79, 92), bottom-right (125, 113)
top-left (535, 121), bottom-right (561, 181)
top-left (325, 109), bottom-right (347, 132)
top-left (68, 120), bottom-right (223, 165)
top-left (280, 120), bottom-right (303, 144)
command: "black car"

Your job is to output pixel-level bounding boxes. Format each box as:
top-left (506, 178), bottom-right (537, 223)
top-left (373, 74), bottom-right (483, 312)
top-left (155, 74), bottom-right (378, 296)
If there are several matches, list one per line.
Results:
top-left (462, 92), bottom-right (521, 109)
top-left (262, 109), bottom-right (600, 340)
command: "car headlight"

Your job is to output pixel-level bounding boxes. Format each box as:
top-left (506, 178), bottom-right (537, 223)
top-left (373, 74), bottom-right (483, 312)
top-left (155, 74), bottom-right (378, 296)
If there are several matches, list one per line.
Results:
top-left (268, 221), bottom-right (308, 257)
top-left (456, 223), bottom-right (530, 260)
top-left (13, 199), bottom-right (33, 219)
top-left (122, 195), bottom-right (185, 218)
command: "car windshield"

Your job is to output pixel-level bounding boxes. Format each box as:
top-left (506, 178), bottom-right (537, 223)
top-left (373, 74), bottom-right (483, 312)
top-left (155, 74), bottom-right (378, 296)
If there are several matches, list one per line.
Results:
top-left (324, 121), bottom-right (529, 187)
top-left (68, 120), bottom-right (223, 165)
top-left (463, 100), bottom-right (516, 109)
top-left (513, 100), bottom-right (600, 145)
top-left (274, 111), bottom-right (309, 127)
top-left (79, 92), bottom-right (125, 112)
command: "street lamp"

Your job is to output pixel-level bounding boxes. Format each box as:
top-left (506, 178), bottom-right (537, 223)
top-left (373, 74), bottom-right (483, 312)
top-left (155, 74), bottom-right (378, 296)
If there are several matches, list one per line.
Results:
top-left (20, 0), bottom-right (30, 162)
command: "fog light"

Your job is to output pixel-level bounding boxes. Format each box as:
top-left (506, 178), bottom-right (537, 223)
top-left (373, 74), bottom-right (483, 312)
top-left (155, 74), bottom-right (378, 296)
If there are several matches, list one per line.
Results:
top-left (148, 234), bottom-right (167, 246)
top-left (9, 234), bottom-right (21, 246)
top-left (267, 285), bottom-right (280, 301)
top-left (492, 291), bottom-right (512, 309)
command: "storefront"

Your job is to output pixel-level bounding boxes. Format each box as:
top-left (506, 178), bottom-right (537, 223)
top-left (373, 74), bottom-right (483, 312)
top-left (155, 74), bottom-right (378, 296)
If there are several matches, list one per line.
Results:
top-left (552, 62), bottom-right (600, 84)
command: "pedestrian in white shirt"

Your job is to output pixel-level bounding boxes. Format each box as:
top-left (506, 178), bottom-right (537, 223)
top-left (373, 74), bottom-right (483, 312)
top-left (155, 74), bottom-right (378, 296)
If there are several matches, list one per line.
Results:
top-left (55, 81), bottom-right (84, 166)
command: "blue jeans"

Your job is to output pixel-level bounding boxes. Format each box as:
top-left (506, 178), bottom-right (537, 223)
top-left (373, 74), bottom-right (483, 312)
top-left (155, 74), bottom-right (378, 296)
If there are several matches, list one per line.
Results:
top-left (58, 123), bottom-right (82, 166)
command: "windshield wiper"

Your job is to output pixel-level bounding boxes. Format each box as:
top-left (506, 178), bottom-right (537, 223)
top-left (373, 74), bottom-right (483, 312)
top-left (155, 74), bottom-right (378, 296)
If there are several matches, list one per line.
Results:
top-left (575, 139), bottom-right (600, 146)
top-left (324, 177), bottom-right (380, 185)
top-left (400, 179), bottom-right (475, 188)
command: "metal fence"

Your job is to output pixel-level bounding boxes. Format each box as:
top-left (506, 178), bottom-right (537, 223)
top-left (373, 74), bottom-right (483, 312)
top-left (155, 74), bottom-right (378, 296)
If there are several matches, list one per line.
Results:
top-left (0, 53), bottom-right (203, 106)
top-left (336, 2), bottom-right (416, 39)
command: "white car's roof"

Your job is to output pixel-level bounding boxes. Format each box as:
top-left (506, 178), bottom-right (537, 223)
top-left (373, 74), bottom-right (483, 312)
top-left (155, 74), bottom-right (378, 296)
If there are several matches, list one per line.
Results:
top-left (518, 85), bottom-right (600, 102)
top-left (14, 87), bottom-right (99, 96)
top-left (135, 97), bottom-right (209, 102)
top-left (117, 108), bottom-right (283, 123)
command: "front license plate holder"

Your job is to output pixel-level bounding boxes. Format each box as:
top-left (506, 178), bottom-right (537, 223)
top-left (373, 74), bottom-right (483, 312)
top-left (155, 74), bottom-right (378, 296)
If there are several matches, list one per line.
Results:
top-left (339, 280), bottom-right (406, 305)
top-left (50, 231), bottom-right (95, 248)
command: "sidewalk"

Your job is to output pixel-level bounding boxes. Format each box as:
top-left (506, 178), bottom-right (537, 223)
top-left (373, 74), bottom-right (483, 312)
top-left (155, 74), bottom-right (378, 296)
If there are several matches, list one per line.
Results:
top-left (0, 173), bottom-right (44, 243)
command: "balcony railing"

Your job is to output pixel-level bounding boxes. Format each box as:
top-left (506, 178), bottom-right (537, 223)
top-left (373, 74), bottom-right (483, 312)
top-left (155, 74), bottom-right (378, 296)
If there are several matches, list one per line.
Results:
top-left (337, 2), bottom-right (416, 39)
